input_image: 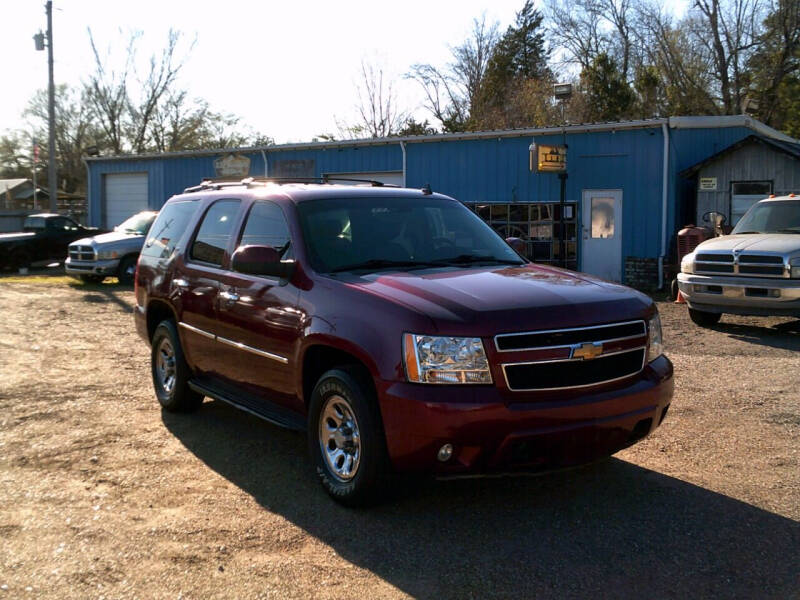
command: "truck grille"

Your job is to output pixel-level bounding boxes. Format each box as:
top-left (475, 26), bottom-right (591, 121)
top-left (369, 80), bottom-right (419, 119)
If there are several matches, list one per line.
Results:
top-left (69, 245), bottom-right (95, 261)
top-left (496, 321), bottom-right (648, 391)
top-left (695, 252), bottom-right (787, 278)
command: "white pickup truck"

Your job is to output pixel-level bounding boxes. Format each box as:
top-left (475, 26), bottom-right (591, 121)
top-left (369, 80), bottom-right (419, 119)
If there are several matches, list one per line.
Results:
top-left (677, 194), bottom-right (800, 326)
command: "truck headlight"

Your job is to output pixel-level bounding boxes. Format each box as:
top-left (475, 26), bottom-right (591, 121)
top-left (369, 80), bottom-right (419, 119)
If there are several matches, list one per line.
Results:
top-left (97, 250), bottom-right (119, 260)
top-left (680, 253), bottom-right (695, 274)
top-left (790, 257), bottom-right (800, 278)
top-left (647, 313), bottom-right (664, 363)
top-left (403, 334), bottom-right (492, 384)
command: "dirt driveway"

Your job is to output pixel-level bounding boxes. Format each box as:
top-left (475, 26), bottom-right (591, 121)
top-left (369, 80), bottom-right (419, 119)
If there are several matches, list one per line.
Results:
top-left (1, 276), bottom-right (798, 599)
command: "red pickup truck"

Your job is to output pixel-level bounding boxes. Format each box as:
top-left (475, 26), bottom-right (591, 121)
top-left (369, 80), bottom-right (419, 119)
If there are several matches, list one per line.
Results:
top-left (134, 179), bottom-right (673, 505)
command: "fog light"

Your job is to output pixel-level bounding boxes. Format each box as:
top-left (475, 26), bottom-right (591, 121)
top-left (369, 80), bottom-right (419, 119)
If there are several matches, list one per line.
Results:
top-left (437, 443), bottom-right (454, 462)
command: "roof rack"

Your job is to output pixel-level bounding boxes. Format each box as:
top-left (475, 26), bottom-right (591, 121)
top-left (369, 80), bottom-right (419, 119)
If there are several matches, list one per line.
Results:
top-left (182, 176), bottom-right (397, 194)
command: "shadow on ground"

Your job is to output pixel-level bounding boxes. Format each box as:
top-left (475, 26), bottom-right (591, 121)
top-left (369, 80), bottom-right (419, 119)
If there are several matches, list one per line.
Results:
top-left (163, 401), bottom-right (800, 599)
top-left (713, 319), bottom-right (800, 351)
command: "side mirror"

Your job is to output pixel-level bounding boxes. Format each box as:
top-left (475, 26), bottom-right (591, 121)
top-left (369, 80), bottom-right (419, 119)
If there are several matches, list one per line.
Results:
top-left (505, 237), bottom-right (526, 255)
top-left (231, 245), bottom-right (296, 279)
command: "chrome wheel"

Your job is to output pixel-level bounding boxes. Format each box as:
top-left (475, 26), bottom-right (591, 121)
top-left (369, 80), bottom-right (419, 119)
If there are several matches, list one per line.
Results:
top-left (155, 337), bottom-right (177, 394)
top-left (319, 394), bottom-right (361, 481)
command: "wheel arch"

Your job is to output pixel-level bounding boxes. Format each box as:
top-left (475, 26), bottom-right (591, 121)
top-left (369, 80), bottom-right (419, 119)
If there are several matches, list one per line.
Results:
top-left (300, 342), bottom-right (379, 412)
top-left (146, 299), bottom-right (179, 342)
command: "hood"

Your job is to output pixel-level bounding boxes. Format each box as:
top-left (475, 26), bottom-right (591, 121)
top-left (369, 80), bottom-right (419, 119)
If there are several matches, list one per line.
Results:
top-left (695, 233), bottom-right (800, 256)
top-left (70, 230), bottom-right (144, 248)
top-left (0, 232), bottom-right (36, 243)
top-left (341, 264), bottom-right (653, 335)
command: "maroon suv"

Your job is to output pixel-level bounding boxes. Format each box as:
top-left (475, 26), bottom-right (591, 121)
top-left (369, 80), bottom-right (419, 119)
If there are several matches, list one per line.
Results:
top-left (134, 179), bottom-right (673, 505)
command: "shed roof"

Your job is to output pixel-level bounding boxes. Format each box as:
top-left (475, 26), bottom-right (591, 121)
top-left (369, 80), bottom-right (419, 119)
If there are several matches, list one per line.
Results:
top-left (85, 115), bottom-right (798, 164)
top-left (680, 134), bottom-right (800, 177)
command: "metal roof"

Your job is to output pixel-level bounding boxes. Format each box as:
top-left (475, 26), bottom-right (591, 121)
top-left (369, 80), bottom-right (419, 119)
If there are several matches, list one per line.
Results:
top-left (680, 134), bottom-right (800, 177)
top-left (84, 114), bottom-right (798, 164)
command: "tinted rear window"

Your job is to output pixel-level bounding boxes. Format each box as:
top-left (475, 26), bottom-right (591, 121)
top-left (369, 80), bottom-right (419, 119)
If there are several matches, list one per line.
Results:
top-left (141, 201), bottom-right (199, 259)
top-left (190, 199), bottom-right (241, 266)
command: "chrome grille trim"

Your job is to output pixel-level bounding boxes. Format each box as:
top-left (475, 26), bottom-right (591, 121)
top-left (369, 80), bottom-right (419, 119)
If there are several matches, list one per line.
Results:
top-left (694, 251), bottom-right (789, 279)
top-left (501, 348), bottom-right (647, 392)
top-left (494, 320), bottom-right (646, 353)
top-left (68, 244), bottom-right (96, 262)
top-left (495, 320), bottom-right (648, 391)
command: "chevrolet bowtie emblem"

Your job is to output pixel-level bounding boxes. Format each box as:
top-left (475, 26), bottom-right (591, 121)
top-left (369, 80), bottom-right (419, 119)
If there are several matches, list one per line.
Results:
top-left (573, 342), bottom-right (603, 360)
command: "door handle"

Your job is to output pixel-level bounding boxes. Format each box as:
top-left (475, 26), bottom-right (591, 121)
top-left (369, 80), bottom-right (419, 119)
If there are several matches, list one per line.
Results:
top-left (173, 278), bottom-right (189, 289)
top-left (220, 290), bottom-right (240, 304)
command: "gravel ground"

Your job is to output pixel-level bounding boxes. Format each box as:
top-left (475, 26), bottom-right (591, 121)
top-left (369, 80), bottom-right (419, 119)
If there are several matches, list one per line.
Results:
top-left (0, 275), bottom-right (798, 599)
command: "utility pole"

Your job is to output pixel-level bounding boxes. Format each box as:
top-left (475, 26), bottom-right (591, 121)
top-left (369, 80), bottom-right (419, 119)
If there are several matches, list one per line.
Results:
top-left (35, 3), bottom-right (57, 212)
top-left (46, 1), bottom-right (57, 213)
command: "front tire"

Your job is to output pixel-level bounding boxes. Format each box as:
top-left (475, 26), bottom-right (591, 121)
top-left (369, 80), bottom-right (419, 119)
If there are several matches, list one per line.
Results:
top-left (689, 308), bottom-right (722, 327)
top-left (151, 320), bottom-right (203, 412)
top-left (117, 255), bottom-right (137, 285)
top-left (308, 367), bottom-right (390, 506)
top-left (79, 274), bottom-right (105, 284)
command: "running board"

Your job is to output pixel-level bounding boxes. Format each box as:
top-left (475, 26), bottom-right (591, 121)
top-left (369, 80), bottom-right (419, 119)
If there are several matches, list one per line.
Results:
top-left (188, 379), bottom-right (306, 432)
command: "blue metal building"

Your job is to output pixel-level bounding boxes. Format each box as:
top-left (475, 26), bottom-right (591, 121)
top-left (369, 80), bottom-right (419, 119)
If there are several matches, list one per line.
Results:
top-left (84, 115), bottom-right (799, 286)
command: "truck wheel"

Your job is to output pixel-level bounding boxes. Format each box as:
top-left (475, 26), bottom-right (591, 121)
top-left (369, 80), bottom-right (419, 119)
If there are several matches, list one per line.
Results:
top-left (308, 367), bottom-right (390, 506)
top-left (117, 255), bottom-right (137, 285)
top-left (9, 249), bottom-right (31, 271)
top-left (151, 320), bottom-right (203, 412)
top-left (689, 308), bottom-right (721, 327)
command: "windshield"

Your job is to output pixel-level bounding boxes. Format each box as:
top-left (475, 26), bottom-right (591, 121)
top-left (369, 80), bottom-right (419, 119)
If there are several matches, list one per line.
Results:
top-left (732, 200), bottom-right (800, 234)
top-left (297, 196), bottom-right (525, 273)
top-left (116, 212), bottom-right (158, 235)
top-left (22, 216), bottom-right (46, 231)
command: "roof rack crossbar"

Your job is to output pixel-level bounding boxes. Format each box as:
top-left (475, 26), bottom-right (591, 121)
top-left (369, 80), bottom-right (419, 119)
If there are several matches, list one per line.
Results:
top-left (183, 175), bottom-right (397, 193)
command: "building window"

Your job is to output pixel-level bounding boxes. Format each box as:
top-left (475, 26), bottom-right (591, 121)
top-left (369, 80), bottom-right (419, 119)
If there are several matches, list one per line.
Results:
top-left (469, 202), bottom-right (578, 269)
top-left (731, 181), bottom-right (771, 225)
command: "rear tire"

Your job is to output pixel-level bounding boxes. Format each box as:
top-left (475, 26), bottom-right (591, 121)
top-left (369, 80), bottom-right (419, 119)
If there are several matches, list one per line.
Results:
top-left (151, 320), bottom-right (203, 412)
top-left (689, 308), bottom-right (721, 327)
top-left (117, 255), bottom-right (137, 285)
top-left (308, 367), bottom-right (390, 506)
top-left (9, 249), bottom-right (31, 271)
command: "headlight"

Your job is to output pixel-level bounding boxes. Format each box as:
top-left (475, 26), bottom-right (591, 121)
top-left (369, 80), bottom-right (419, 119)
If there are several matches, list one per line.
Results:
top-left (403, 334), bottom-right (492, 384)
top-left (647, 313), bottom-right (664, 363)
top-left (680, 253), bottom-right (695, 274)
top-left (790, 257), bottom-right (800, 278)
top-left (97, 249), bottom-right (119, 260)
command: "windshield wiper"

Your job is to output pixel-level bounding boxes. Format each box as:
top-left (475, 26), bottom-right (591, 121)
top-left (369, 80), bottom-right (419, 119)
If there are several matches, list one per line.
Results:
top-left (776, 228), bottom-right (800, 233)
top-left (732, 231), bottom-right (763, 234)
top-left (431, 254), bottom-right (524, 266)
top-left (329, 259), bottom-right (442, 273)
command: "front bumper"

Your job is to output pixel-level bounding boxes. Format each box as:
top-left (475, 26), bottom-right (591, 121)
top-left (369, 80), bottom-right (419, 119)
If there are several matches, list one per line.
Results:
top-left (378, 355), bottom-right (673, 474)
top-left (677, 273), bottom-right (800, 316)
top-left (65, 257), bottom-right (121, 277)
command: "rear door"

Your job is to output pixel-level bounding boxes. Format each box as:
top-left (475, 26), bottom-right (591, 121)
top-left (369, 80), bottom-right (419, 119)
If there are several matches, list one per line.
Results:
top-left (213, 200), bottom-right (303, 411)
top-left (174, 198), bottom-right (242, 376)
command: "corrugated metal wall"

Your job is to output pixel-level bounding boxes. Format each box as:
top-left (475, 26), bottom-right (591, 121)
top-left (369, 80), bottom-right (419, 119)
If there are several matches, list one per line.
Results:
top-left (86, 121), bottom-right (785, 277)
top-left (696, 143), bottom-right (800, 219)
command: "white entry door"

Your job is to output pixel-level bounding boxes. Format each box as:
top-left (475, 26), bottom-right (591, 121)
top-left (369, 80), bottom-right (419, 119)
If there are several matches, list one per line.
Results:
top-left (581, 190), bottom-right (623, 282)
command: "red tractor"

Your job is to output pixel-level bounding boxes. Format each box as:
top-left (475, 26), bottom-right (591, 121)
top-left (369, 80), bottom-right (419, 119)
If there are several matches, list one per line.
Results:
top-left (671, 212), bottom-right (730, 299)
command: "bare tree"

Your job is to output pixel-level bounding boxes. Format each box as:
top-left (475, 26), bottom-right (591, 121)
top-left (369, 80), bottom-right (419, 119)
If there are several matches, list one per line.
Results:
top-left (85, 28), bottom-right (193, 154)
top-left (353, 60), bottom-right (406, 138)
top-left (407, 16), bottom-right (499, 131)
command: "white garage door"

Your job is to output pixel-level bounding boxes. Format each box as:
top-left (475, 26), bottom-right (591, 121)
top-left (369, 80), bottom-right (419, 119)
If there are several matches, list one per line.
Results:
top-left (104, 173), bottom-right (149, 228)
top-left (323, 171), bottom-right (404, 187)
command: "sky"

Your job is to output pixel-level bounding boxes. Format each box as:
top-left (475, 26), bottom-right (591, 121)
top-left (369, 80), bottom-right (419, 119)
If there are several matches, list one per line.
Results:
top-left (1, 0), bottom-right (688, 145)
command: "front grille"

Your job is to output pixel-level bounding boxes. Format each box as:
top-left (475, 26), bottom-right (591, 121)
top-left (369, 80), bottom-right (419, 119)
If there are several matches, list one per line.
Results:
top-left (496, 321), bottom-right (645, 351)
top-left (696, 253), bottom-right (731, 262)
top-left (69, 245), bottom-right (95, 261)
top-left (503, 348), bottom-right (646, 391)
top-left (739, 254), bottom-right (782, 264)
top-left (695, 252), bottom-right (788, 278)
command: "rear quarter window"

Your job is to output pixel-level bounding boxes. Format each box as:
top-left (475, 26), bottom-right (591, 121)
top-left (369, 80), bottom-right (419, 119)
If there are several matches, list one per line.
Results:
top-left (141, 201), bottom-right (199, 259)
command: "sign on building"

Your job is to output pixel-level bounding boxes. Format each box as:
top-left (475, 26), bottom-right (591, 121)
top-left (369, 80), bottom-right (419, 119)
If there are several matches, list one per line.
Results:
top-left (699, 177), bottom-right (717, 191)
top-left (534, 145), bottom-right (567, 173)
top-left (214, 154), bottom-right (251, 178)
